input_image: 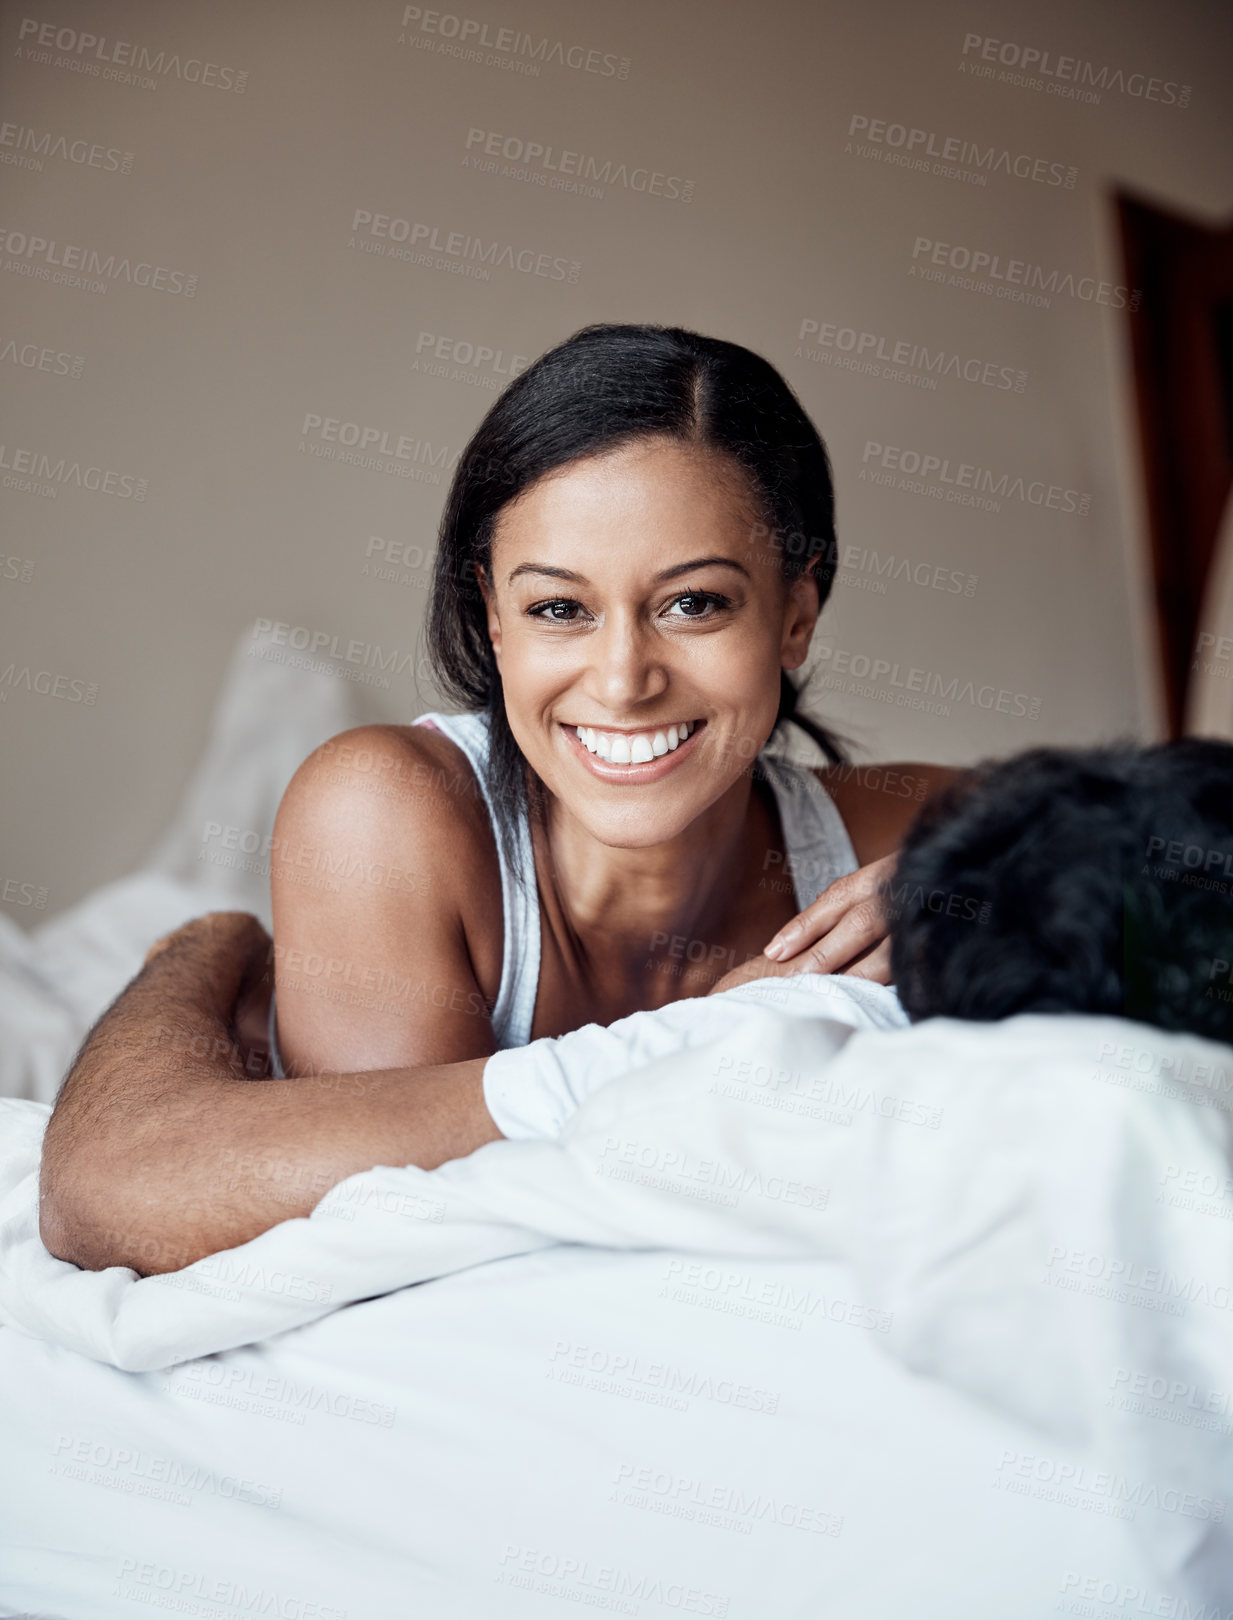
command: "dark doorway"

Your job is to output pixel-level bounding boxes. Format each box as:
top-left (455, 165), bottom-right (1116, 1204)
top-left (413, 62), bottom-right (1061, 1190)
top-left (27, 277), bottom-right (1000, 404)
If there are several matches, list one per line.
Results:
top-left (1117, 193), bottom-right (1233, 735)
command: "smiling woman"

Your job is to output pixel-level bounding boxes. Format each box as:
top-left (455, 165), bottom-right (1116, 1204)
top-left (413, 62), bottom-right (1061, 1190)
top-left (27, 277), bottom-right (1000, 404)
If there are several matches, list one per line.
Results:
top-left (38, 323), bottom-right (965, 1276)
top-left (266, 323), bottom-right (960, 1081)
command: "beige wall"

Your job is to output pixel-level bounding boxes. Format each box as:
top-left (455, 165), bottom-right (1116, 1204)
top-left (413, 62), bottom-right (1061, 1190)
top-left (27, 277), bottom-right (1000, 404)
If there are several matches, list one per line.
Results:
top-left (2, 0), bottom-right (1231, 924)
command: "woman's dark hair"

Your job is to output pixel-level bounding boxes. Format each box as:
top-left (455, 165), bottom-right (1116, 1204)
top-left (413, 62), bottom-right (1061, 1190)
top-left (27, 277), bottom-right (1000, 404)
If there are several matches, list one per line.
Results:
top-left (887, 739), bottom-right (1233, 1046)
top-left (425, 322), bottom-right (847, 887)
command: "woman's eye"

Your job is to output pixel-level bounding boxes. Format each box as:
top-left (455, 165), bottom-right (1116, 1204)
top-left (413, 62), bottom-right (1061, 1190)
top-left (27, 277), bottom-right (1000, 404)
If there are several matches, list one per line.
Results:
top-left (527, 598), bottom-right (586, 622)
top-left (525, 591), bottom-right (732, 623)
top-left (668, 591), bottom-right (731, 619)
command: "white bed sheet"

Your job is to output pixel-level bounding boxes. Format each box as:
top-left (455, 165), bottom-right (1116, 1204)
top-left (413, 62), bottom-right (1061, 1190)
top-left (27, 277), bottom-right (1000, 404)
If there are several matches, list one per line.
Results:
top-left (0, 1241), bottom-right (1174, 1620)
top-left (2, 1006), bottom-right (1233, 1612)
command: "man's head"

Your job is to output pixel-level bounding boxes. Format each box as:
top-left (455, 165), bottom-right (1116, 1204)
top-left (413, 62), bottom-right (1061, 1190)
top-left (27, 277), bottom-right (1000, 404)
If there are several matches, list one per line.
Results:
top-left (887, 739), bottom-right (1233, 1043)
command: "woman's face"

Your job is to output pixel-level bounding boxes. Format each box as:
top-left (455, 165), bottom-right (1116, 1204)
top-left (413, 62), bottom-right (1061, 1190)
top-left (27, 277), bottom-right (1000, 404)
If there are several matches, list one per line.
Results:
top-left (477, 437), bottom-right (821, 846)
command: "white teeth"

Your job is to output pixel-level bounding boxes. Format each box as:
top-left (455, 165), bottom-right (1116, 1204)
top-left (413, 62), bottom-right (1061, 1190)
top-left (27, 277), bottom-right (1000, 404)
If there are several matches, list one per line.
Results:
top-left (572, 721), bottom-right (699, 766)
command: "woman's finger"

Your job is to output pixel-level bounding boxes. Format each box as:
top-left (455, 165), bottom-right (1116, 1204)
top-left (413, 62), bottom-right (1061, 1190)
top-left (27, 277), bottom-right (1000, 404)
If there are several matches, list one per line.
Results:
top-left (837, 936), bottom-right (894, 986)
top-left (764, 855), bottom-right (896, 960)
top-left (783, 896), bottom-right (889, 976)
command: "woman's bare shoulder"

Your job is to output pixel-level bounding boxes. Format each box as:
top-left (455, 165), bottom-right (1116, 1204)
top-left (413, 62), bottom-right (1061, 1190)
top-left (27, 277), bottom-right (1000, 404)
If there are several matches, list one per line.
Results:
top-left (278, 722), bottom-right (494, 853)
top-left (811, 761), bottom-right (965, 865)
top-left (271, 722), bottom-right (504, 993)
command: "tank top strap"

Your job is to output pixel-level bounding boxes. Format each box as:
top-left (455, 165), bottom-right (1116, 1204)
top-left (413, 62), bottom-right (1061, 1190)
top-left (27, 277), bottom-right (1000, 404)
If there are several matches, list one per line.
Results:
top-left (411, 711), bottom-right (540, 1050)
top-left (753, 752), bottom-right (860, 914)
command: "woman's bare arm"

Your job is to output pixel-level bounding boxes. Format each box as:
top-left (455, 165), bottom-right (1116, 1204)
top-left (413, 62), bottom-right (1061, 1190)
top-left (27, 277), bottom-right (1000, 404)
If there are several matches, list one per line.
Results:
top-left (38, 913), bottom-right (498, 1276)
top-left (38, 727), bottom-right (512, 1275)
top-left (269, 724), bottom-right (504, 1076)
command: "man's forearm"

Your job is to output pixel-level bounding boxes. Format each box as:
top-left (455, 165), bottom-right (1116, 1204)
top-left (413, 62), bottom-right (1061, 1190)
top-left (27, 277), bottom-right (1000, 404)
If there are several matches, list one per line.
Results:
top-left (38, 915), bottom-right (496, 1276)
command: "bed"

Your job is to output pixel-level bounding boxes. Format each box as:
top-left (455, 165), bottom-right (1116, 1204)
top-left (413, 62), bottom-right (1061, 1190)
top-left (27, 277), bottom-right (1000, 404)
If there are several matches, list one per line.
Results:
top-left (1, 626), bottom-right (1230, 1616)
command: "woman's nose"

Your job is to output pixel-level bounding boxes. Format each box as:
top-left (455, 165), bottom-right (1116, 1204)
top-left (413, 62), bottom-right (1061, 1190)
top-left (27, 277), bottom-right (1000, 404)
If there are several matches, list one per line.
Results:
top-left (588, 616), bottom-right (668, 707)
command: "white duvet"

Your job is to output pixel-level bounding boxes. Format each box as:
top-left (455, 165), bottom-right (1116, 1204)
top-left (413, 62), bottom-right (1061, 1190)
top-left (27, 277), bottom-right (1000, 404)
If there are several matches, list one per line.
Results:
top-left (2, 1002), bottom-right (1233, 1614)
top-left (3, 624), bottom-right (1233, 1614)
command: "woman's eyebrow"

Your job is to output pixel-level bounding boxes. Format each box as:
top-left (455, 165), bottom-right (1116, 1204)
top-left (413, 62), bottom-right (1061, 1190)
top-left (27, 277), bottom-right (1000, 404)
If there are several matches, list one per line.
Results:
top-left (506, 556), bottom-right (753, 586)
top-left (657, 556), bottom-right (753, 583)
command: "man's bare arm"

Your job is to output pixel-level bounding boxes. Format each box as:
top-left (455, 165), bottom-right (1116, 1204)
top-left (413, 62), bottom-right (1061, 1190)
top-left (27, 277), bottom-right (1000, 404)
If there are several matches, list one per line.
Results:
top-left (38, 913), bottom-right (497, 1277)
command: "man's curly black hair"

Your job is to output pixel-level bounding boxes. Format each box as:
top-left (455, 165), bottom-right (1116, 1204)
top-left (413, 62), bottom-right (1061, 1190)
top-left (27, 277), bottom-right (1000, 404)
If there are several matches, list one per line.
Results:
top-left (886, 739), bottom-right (1233, 1044)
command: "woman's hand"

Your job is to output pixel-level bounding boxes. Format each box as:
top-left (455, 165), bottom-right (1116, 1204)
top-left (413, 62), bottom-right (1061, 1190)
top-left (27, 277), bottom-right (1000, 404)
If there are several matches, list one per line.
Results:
top-left (761, 855), bottom-right (898, 984)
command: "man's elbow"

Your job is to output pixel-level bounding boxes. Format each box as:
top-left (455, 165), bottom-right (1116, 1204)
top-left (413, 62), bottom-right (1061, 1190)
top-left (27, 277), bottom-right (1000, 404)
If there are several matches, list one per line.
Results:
top-left (36, 1177), bottom-right (86, 1267)
top-left (37, 1159), bottom-right (198, 1275)
top-left (38, 1176), bottom-right (125, 1271)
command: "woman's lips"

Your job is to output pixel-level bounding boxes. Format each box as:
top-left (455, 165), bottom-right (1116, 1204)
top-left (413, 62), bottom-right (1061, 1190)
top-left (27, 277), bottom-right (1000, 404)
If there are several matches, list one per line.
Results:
top-left (560, 719), bottom-right (706, 784)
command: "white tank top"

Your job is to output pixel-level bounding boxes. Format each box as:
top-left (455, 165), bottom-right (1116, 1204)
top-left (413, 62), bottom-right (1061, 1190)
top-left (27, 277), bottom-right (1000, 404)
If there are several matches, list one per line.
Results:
top-left (268, 711), bottom-right (858, 1066)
